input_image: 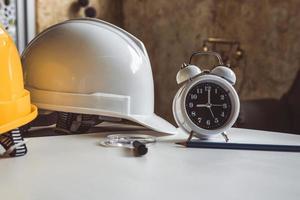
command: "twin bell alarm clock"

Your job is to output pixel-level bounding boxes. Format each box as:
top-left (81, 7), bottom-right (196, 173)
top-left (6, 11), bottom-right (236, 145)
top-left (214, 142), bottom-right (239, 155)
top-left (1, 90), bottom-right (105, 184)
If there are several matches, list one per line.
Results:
top-left (173, 51), bottom-right (240, 141)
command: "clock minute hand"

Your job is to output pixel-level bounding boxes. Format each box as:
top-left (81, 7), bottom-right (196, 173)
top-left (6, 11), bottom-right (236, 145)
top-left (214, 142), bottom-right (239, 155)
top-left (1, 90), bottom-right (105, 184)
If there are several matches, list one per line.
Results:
top-left (208, 88), bottom-right (211, 104)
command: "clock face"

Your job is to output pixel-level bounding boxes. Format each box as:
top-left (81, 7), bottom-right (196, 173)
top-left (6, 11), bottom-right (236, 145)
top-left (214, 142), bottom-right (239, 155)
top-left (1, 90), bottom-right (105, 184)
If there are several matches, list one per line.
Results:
top-left (185, 82), bottom-right (232, 130)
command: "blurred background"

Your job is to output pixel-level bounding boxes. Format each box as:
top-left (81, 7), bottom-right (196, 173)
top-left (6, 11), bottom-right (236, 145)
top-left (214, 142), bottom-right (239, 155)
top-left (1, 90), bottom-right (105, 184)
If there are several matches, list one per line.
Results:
top-left (1, 0), bottom-right (299, 134)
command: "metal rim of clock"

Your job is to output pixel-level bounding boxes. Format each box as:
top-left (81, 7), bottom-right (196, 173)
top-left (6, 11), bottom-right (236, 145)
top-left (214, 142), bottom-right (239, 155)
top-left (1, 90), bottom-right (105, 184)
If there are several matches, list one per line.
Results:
top-left (176, 74), bottom-right (240, 138)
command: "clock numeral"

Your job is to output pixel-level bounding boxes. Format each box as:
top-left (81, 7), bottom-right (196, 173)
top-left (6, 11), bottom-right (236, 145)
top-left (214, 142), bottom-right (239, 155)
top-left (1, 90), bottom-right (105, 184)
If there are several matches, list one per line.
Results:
top-left (205, 86), bottom-right (211, 91)
top-left (214, 118), bottom-right (219, 123)
top-left (197, 117), bottom-right (202, 123)
top-left (220, 95), bottom-right (225, 100)
top-left (197, 88), bottom-right (203, 94)
top-left (223, 103), bottom-right (227, 109)
top-left (191, 94), bottom-right (197, 100)
top-left (191, 111), bottom-right (196, 117)
top-left (206, 120), bottom-right (211, 126)
top-left (221, 112), bottom-right (225, 117)
top-left (214, 88), bottom-right (218, 94)
top-left (189, 102), bottom-right (194, 108)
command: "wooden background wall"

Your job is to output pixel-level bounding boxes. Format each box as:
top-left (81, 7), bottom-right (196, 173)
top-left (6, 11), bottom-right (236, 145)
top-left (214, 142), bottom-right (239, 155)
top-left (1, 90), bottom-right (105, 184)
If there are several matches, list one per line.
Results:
top-left (35, 0), bottom-right (300, 123)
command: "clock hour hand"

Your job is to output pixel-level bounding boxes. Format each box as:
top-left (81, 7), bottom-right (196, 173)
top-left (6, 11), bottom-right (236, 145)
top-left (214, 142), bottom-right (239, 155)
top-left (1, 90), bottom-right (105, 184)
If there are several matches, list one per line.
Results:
top-left (196, 103), bottom-right (215, 118)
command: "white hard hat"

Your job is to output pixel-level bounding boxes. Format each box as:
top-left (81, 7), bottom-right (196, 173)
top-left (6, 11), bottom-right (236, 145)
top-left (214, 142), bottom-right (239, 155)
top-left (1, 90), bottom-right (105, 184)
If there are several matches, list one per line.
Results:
top-left (22, 18), bottom-right (177, 135)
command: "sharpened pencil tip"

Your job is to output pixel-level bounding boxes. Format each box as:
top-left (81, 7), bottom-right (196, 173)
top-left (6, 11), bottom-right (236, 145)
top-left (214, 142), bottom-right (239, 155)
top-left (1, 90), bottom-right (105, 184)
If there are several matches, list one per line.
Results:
top-left (175, 141), bottom-right (187, 146)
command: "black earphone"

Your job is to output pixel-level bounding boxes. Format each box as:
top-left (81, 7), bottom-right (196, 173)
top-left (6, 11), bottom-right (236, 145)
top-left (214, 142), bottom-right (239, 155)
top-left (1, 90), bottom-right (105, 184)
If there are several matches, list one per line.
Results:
top-left (77, 0), bottom-right (97, 18)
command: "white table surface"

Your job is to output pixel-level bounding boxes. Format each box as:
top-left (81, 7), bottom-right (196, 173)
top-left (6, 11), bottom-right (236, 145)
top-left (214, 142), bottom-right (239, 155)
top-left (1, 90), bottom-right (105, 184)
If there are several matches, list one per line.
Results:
top-left (1, 127), bottom-right (300, 200)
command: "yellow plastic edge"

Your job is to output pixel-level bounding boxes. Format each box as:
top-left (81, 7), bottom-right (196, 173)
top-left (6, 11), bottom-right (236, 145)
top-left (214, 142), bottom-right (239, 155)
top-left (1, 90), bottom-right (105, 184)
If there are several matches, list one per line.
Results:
top-left (0, 105), bottom-right (37, 134)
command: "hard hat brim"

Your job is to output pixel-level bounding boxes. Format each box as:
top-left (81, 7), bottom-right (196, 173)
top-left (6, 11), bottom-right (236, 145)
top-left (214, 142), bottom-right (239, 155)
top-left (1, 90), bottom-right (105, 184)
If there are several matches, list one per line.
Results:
top-left (26, 87), bottom-right (178, 135)
top-left (127, 114), bottom-right (178, 135)
top-left (0, 105), bottom-right (38, 134)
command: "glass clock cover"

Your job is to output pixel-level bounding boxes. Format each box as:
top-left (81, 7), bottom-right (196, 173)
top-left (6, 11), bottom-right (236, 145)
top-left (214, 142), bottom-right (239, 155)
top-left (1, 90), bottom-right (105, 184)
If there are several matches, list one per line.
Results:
top-left (185, 82), bottom-right (232, 130)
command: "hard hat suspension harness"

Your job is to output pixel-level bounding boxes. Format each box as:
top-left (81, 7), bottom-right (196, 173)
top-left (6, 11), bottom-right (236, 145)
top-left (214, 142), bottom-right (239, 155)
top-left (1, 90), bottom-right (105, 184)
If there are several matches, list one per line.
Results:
top-left (55, 112), bottom-right (103, 134)
top-left (0, 128), bottom-right (27, 157)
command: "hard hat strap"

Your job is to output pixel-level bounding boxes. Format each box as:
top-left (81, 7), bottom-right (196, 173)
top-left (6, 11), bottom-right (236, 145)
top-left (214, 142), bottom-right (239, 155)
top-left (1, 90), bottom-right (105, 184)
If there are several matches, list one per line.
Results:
top-left (0, 128), bottom-right (27, 157)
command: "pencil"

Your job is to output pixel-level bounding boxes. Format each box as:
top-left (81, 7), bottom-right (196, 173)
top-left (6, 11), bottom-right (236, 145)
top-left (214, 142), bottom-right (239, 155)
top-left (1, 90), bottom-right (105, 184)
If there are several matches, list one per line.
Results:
top-left (175, 141), bottom-right (300, 152)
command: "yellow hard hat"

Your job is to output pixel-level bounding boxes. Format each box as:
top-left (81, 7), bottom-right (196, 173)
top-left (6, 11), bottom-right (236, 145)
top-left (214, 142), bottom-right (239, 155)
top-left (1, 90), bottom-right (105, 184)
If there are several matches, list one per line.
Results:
top-left (0, 25), bottom-right (37, 135)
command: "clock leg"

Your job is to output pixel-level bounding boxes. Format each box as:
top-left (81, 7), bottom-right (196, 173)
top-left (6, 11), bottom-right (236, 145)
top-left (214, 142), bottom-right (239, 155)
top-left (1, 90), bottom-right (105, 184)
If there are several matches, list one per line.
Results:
top-left (221, 132), bottom-right (229, 143)
top-left (186, 131), bottom-right (194, 143)
top-left (176, 131), bottom-right (195, 146)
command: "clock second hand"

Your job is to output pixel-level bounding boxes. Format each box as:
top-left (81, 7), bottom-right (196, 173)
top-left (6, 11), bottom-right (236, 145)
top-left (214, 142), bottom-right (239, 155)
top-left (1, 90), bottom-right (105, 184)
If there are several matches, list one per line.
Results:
top-left (196, 104), bottom-right (216, 118)
top-left (209, 107), bottom-right (215, 118)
